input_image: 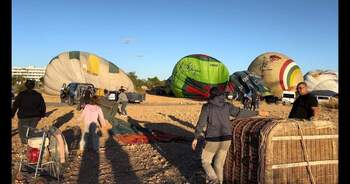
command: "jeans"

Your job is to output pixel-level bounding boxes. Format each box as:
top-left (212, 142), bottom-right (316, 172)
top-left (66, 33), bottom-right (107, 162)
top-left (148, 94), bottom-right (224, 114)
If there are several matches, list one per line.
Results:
top-left (119, 102), bottom-right (128, 115)
top-left (251, 101), bottom-right (258, 111)
top-left (111, 103), bottom-right (119, 117)
top-left (18, 117), bottom-right (41, 144)
top-left (201, 140), bottom-right (231, 184)
top-left (243, 99), bottom-right (250, 110)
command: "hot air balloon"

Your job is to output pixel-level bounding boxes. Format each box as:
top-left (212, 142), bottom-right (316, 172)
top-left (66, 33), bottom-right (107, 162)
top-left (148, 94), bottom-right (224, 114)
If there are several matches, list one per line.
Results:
top-left (170, 54), bottom-right (230, 99)
top-left (304, 70), bottom-right (338, 94)
top-left (229, 70), bottom-right (270, 100)
top-left (248, 52), bottom-right (303, 97)
top-left (43, 51), bottom-right (135, 95)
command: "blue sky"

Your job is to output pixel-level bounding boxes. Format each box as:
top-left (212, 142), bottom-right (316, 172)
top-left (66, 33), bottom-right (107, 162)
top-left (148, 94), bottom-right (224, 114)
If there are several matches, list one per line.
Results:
top-left (12, 0), bottom-right (338, 80)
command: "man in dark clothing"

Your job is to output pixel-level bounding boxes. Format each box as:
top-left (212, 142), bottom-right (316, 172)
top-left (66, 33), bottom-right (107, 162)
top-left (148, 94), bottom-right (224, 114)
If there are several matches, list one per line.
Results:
top-left (103, 89), bottom-right (109, 98)
top-left (83, 86), bottom-right (93, 103)
top-left (77, 86), bottom-right (94, 110)
top-left (191, 87), bottom-right (268, 184)
top-left (12, 80), bottom-right (46, 144)
top-left (243, 91), bottom-right (252, 110)
top-left (250, 91), bottom-right (260, 111)
top-left (288, 82), bottom-right (319, 120)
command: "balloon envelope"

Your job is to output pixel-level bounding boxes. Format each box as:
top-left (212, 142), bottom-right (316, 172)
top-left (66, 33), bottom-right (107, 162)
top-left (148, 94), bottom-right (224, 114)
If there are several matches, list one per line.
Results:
top-left (229, 70), bottom-right (271, 99)
top-left (248, 52), bottom-right (303, 97)
top-left (170, 54), bottom-right (229, 99)
top-left (43, 51), bottom-right (135, 95)
top-left (304, 70), bottom-right (338, 94)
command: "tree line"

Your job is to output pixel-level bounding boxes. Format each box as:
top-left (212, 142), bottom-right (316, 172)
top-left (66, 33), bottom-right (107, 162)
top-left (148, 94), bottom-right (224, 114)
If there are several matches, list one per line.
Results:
top-left (12, 76), bottom-right (44, 94)
top-left (12, 72), bottom-right (165, 94)
top-left (126, 72), bottom-right (166, 92)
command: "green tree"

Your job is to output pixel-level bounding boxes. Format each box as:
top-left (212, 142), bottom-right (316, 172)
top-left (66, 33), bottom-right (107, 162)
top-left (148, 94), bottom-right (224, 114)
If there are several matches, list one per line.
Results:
top-left (145, 76), bottom-right (165, 88)
top-left (127, 72), bottom-right (138, 84)
top-left (39, 76), bottom-right (44, 84)
top-left (12, 76), bottom-right (27, 93)
top-left (127, 72), bottom-right (167, 91)
top-left (127, 72), bottom-right (146, 90)
top-left (37, 76), bottom-right (44, 89)
top-left (12, 76), bottom-right (25, 86)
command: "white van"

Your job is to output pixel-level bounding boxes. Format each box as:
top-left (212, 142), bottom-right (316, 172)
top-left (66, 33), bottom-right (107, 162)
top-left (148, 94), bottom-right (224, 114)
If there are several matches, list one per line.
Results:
top-left (315, 95), bottom-right (331, 103)
top-left (281, 91), bottom-right (296, 105)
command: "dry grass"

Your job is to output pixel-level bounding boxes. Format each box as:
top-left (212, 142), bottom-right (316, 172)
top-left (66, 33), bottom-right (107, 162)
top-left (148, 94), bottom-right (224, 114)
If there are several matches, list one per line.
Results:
top-left (320, 97), bottom-right (338, 109)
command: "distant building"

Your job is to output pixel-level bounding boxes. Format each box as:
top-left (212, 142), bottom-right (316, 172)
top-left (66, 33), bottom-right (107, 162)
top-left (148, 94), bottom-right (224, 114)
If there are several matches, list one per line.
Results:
top-left (12, 65), bottom-right (46, 81)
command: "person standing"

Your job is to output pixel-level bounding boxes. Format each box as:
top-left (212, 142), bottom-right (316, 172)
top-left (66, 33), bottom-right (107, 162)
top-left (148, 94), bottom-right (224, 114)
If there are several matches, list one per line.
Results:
top-left (60, 83), bottom-right (67, 102)
top-left (288, 82), bottom-right (319, 120)
top-left (116, 87), bottom-right (129, 116)
top-left (12, 80), bottom-right (46, 144)
top-left (191, 87), bottom-right (269, 184)
top-left (250, 91), bottom-right (260, 111)
top-left (243, 91), bottom-right (252, 110)
top-left (78, 96), bottom-right (108, 153)
top-left (101, 89), bottom-right (118, 121)
top-left (103, 89), bottom-right (109, 98)
top-left (77, 86), bottom-right (94, 110)
top-left (83, 86), bottom-right (93, 103)
top-left (255, 93), bottom-right (261, 110)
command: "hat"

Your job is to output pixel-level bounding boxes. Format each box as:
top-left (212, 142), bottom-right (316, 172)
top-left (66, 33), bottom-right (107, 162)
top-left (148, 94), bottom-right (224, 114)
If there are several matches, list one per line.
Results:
top-left (25, 80), bottom-right (35, 89)
top-left (119, 86), bottom-right (127, 91)
top-left (209, 87), bottom-right (222, 99)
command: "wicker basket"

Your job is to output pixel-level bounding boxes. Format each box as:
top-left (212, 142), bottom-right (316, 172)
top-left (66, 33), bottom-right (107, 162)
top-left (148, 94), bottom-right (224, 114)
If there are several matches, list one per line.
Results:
top-left (224, 118), bottom-right (338, 184)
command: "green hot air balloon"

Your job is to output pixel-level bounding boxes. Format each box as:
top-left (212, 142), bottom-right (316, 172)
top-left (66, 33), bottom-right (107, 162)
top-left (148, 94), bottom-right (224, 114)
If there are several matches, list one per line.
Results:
top-left (170, 54), bottom-right (230, 99)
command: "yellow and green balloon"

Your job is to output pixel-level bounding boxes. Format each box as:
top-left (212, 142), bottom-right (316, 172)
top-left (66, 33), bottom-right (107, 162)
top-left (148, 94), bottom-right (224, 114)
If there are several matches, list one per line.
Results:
top-left (43, 51), bottom-right (135, 95)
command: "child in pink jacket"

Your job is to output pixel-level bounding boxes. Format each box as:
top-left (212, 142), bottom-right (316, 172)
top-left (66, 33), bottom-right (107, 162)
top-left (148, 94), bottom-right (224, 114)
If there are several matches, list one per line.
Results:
top-left (78, 96), bottom-right (107, 152)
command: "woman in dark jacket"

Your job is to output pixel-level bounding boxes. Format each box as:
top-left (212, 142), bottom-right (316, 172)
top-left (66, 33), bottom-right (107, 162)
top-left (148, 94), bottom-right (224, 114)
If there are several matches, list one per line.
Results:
top-left (191, 87), bottom-right (268, 184)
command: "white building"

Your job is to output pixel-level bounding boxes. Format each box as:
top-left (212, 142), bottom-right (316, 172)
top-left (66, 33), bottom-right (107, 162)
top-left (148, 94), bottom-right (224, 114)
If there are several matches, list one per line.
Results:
top-left (12, 65), bottom-right (46, 81)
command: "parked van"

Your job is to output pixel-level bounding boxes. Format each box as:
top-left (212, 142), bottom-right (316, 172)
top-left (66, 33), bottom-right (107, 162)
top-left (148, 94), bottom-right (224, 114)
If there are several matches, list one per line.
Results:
top-left (281, 91), bottom-right (296, 105)
top-left (107, 90), bottom-right (146, 103)
top-left (315, 95), bottom-right (331, 103)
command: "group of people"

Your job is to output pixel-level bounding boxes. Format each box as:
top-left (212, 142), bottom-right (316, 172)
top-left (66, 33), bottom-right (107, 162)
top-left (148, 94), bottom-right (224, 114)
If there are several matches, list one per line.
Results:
top-left (242, 90), bottom-right (261, 111)
top-left (12, 80), bottom-right (319, 184)
top-left (77, 85), bottom-right (129, 115)
top-left (192, 82), bottom-right (319, 184)
top-left (76, 86), bottom-right (129, 153)
top-left (12, 81), bottom-right (129, 153)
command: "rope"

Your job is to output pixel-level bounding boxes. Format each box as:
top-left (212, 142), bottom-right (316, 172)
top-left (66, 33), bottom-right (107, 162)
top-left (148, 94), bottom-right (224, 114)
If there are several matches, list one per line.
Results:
top-left (258, 119), bottom-right (277, 183)
top-left (295, 122), bottom-right (316, 184)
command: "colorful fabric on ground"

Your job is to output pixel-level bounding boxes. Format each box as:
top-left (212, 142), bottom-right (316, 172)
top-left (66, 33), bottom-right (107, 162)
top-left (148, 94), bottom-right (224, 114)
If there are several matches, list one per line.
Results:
top-left (98, 101), bottom-right (188, 145)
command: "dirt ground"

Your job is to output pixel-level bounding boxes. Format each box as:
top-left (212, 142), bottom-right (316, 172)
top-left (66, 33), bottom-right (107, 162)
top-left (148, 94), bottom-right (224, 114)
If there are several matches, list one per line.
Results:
top-left (11, 93), bottom-right (338, 184)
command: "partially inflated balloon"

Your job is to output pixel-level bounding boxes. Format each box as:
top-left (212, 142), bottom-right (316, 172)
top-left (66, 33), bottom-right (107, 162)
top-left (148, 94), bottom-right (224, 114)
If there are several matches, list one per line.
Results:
top-left (44, 51), bottom-right (134, 95)
top-left (170, 54), bottom-right (229, 99)
top-left (248, 52), bottom-right (303, 97)
top-left (304, 70), bottom-right (338, 93)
